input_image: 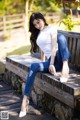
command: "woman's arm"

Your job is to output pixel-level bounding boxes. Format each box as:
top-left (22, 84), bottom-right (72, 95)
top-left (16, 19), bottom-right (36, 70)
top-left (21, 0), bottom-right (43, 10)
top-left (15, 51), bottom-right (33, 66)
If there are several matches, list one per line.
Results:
top-left (40, 49), bottom-right (45, 62)
top-left (49, 34), bottom-right (58, 75)
top-left (50, 34), bottom-right (58, 65)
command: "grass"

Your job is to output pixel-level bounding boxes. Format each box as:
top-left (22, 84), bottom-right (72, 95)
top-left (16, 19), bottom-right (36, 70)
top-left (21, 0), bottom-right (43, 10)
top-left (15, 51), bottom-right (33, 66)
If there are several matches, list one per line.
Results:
top-left (7, 45), bottom-right (31, 56)
top-left (0, 44), bottom-right (31, 59)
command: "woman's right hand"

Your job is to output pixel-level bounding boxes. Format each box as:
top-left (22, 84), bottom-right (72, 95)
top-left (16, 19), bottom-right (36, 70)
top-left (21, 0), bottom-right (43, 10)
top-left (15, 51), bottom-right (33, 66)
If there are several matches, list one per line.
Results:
top-left (49, 65), bottom-right (57, 76)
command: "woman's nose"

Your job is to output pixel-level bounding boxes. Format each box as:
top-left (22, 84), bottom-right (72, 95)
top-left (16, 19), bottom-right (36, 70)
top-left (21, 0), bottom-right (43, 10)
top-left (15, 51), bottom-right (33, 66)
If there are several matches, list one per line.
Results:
top-left (36, 24), bottom-right (40, 29)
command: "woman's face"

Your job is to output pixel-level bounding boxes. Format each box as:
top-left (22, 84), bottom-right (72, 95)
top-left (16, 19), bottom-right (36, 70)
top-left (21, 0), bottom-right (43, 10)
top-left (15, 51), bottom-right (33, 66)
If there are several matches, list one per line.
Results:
top-left (33, 19), bottom-right (45, 30)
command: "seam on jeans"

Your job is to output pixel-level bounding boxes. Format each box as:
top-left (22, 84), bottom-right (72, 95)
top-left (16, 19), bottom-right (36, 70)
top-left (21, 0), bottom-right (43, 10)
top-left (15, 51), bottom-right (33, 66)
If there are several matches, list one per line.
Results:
top-left (39, 63), bottom-right (44, 71)
top-left (29, 70), bottom-right (33, 77)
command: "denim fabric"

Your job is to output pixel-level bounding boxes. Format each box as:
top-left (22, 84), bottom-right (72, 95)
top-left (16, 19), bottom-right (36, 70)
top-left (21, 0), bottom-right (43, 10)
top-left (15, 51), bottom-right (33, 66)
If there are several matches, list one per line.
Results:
top-left (24, 34), bottom-right (70, 96)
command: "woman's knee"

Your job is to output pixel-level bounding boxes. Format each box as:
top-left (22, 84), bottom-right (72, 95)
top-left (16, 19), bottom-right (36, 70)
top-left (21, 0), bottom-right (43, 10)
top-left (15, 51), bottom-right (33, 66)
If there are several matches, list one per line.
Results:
top-left (30, 63), bottom-right (39, 72)
top-left (57, 34), bottom-right (67, 44)
top-left (30, 62), bottom-right (44, 72)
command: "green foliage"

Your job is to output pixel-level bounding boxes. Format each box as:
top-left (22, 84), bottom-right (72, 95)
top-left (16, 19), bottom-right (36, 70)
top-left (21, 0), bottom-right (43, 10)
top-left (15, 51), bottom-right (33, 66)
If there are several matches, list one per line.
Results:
top-left (0, 0), bottom-right (25, 16)
top-left (59, 14), bottom-right (75, 31)
top-left (29, 0), bottom-right (61, 13)
top-left (0, 0), bottom-right (80, 17)
top-left (48, 1), bottom-right (60, 12)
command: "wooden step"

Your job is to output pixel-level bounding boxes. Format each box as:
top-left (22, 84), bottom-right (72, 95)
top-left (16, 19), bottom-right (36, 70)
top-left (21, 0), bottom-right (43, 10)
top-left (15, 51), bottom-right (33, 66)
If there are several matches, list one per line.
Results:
top-left (0, 102), bottom-right (21, 111)
top-left (0, 80), bottom-right (54, 120)
top-left (0, 80), bottom-right (12, 91)
top-left (0, 98), bottom-right (22, 106)
top-left (0, 89), bottom-right (14, 95)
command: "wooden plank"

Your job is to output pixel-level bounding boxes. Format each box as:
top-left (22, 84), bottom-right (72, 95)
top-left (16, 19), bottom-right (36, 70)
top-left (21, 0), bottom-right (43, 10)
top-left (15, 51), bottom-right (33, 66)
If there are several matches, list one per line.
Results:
top-left (0, 90), bottom-right (14, 95)
top-left (6, 55), bottom-right (41, 79)
top-left (75, 38), bottom-right (80, 65)
top-left (41, 72), bottom-right (80, 96)
top-left (0, 98), bottom-right (22, 106)
top-left (58, 30), bottom-right (80, 39)
top-left (6, 14), bottom-right (24, 19)
top-left (69, 38), bottom-right (74, 64)
top-left (6, 19), bottom-right (24, 24)
top-left (6, 61), bottom-right (27, 79)
top-left (0, 94), bottom-right (21, 102)
top-left (71, 38), bottom-right (77, 64)
top-left (6, 55), bottom-right (41, 67)
top-left (68, 37), bottom-right (73, 57)
top-left (34, 77), bottom-right (74, 108)
top-left (0, 85), bottom-right (12, 91)
top-left (0, 102), bottom-right (21, 111)
top-left (5, 23), bottom-right (24, 29)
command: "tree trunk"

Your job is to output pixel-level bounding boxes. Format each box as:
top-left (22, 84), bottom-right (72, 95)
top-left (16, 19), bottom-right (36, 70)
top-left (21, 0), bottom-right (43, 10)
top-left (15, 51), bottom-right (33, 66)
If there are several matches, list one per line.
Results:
top-left (63, 3), bottom-right (65, 14)
top-left (29, 0), bottom-right (35, 13)
top-left (76, 6), bottom-right (79, 18)
top-left (70, 8), bottom-right (72, 17)
top-left (69, 3), bottom-right (72, 16)
top-left (25, 0), bottom-right (29, 38)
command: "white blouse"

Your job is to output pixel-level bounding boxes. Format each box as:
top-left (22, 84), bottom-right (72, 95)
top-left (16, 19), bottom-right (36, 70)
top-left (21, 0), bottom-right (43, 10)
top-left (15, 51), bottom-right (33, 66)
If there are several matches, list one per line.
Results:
top-left (37, 25), bottom-right (58, 59)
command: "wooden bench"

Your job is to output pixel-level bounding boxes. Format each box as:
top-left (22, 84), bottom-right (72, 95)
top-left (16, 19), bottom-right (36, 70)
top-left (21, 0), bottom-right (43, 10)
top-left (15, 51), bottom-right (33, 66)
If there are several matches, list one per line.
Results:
top-left (5, 30), bottom-right (80, 119)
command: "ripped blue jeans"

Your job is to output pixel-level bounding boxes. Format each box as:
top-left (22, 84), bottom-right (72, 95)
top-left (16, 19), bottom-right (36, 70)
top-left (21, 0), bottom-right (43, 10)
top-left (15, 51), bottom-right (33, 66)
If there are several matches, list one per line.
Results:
top-left (24, 34), bottom-right (70, 96)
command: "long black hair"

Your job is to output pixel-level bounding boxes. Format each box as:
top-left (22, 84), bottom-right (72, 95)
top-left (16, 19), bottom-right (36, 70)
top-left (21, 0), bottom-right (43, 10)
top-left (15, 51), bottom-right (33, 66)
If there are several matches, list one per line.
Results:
top-left (29, 12), bottom-right (48, 53)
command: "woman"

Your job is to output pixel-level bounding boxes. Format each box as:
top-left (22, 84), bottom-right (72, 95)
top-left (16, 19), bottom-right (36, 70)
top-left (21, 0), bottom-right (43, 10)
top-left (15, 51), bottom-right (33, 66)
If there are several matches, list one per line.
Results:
top-left (19, 12), bottom-right (70, 117)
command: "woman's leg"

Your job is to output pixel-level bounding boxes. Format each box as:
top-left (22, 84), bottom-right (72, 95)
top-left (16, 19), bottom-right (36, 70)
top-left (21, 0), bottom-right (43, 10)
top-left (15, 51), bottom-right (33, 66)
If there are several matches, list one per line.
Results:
top-left (55, 34), bottom-right (70, 82)
top-left (19, 95), bottom-right (29, 113)
top-left (24, 61), bottom-right (50, 96)
top-left (57, 34), bottom-right (70, 62)
top-left (19, 60), bottom-right (50, 117)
